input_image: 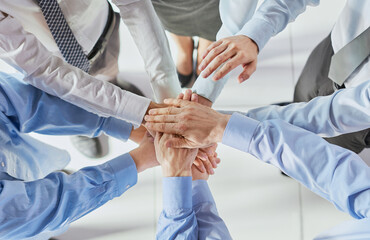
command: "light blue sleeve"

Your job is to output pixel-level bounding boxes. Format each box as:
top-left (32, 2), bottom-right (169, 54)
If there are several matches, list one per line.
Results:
top-left (156, 177), bottom-right (198, 240)
top-left (191, 0), bottom-right (259, 103)
top-left (0, 153), bottom-right (138, 240)
top-left (0, 73), bottom-right (132, 141)
top-left (222, 113), bottom-right (370, 219)
top-left (192, 180), bottom-right (232, 240)
top-left (237, 0), bottom-right (320, 50)
top-left (244, 80), bottom-right (370, 137)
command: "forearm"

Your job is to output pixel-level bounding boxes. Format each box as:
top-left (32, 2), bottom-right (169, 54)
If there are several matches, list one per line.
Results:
top-left (192, 180), bottom-right (232, 240)
top-left (113, 0), bottom-right (181, 102)
top-left (0, 73), bottom-right (132, 141)
top-left (156, 177), bottom-right (198, 240)
top-left (237, 0), bottom-right (320, 50)
top-left (0, 153), bottom-right (137, 239)
top-left (244, 81), bottom-right (370, 137)
top-left (223, 113), bottom-right (370, 219)
top-left (0, 12), bottom-right (150, 126)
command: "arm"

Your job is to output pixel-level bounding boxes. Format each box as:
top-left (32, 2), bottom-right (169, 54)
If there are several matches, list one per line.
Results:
top-left (192, 180), bottom-right (232, 240)
top-left (0, 73), bottom-right (132, 142)
top-left (0, 153), bottom-right (137, 240)
top-left (156, 177), bottom-right (198, 240)
top-left (112, 0), bottom-right (182, 103)
top-left (0, 11), bottom-right (151, 127)
top-left (199, 0), bottom-right (319, 82)
top-left (223, 113), bottom-right (370, 219)
top-left (0, 130), bottom-right (157, 240)
top-left (243, 80), bottom-right (370, 137)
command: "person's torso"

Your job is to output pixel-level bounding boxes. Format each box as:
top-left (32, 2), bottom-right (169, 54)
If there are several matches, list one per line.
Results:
top-left (331, 0), bottom-right (370, 88)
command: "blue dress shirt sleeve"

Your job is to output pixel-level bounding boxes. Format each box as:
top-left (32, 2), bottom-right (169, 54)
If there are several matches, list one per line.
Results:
top-left (192, 180), bottom-right (232, 240)
top-left (156, 177), bottom-right (198, 240)
top-left (223, 113), bottom-right (370, 220)
top-left (0, 73), bottom-right (132, 142)
top-left (237, 0), bottom-right (320, 50)
top-left (244, 80), bottom-right (370, 137)
top-left (0, 153), bottom-right (138, 240)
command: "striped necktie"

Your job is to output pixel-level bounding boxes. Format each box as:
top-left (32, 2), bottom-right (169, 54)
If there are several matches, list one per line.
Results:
top-left (328, 26), bottom-right (370, 86)
top-left (37, 0), bottom-right (91, 72)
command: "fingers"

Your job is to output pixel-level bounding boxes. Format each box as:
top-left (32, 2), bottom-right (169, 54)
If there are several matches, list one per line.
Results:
top-left (148, 106), bottom-right (181, 116)
top-left (238, 60), bottom-right (257, 83)
top-left (163, 98), bottom-right (189, 108)
top-left (177, 93), bottom-right (184, 99)
top-left (145, 122), bottom-right (181, 135)
top-left (184, 89), bottom-right (192, 101)
top-left (199, 42), bottom-right (227, 74)
top-left (213, 54), bottom-right (246, 81)
top-left (201, 47), bottom-right (236, 79)
top-left (197, 149), bottom-right (209, 162)
top-left (200, 40), bottom-right (223, 60)
top-left (203, 158), bottom-right (214, 175)
top-left (191, 93), bottom-right (198, 103)
top-left (145, 114), bottom-right (177, 123)
top-left (193, 158), bottom-right (206, 173)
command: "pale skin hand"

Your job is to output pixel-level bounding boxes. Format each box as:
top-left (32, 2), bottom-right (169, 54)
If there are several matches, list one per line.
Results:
top-left (129, 131), bottom-right (159, 173)
top-left (177, 90), bottom-right (219, 174)
top-left (142, 101), bottom-right (169, 124)
top-left (198, 35), bottom-right (258, 83)
top-left (154, 132), bottom-right (198, 177)
top-left (145, 99), bottom-right (231, 148)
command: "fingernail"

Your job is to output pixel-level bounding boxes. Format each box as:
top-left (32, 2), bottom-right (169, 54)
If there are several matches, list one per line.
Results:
top-left (164, 99), bottom-right (169, 104)
top-left (211, 169), bottom-right (215, 175)
top-left (201, 71), bottom-right (208, 78)
top-left (144, 115), bottom-right (149, 121)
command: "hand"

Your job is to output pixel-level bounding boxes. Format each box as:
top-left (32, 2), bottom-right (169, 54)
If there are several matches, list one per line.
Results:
top-left (192, 151), bottom-right (221, 181)
top-left (145, 99), bottom-right (231, 148)
top-left (154, 132), bottom-right (198, 177)
top-left (198, 35), bottom-right (258, 82)
top-left (143, 101), bottom-right (169, 124)
top-left (129, 125), bottom-right (146, 144)
top-left (129, 131), bottom-right (159, 173)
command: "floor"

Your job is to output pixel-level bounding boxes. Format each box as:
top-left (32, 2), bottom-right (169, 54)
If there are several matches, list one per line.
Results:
top-left (1, 0), bottom-right (369, 239)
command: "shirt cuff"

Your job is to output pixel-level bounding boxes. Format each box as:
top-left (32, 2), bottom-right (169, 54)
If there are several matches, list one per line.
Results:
top-left (162, 177), bottom-right (192, 211)
top-left (192, 180), bottom-right (215, 207)
top-left (151, 73), bottom-right (182, 103)
top-left (236, 17), bottom-right (275, 51)
top-left (102, 117), bottom-right (133, 142)
top-left (118, 91), bottom-right (151, 129)
top-left (107, 153), bottom-right (138, 197)
top-left (222, 112), bottom-right (260, 153)
top-left (192, 73), bottom-right (228, 103)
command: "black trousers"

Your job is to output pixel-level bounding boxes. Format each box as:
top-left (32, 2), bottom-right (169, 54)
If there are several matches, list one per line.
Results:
top-left (293, 34), bottom-right (370, 154)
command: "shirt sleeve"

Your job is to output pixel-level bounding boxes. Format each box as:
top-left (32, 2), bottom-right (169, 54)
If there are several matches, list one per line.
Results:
top-left (112, 0), bottom-right (182, 103)
top-left (0, 153), bottom-right (138, 240)
top-left (236, 0), bottom-right (320, 50)
top-left (0, 73), bottom-right (132, 142)
top-left (0, 11), bottom-right (150, 127)
top-left (192, 180), bottom-right (232, 240)
top-left (244, 80), bottom-right (370, 137)
top-left (156, 177), bottom-right (198, 240)
top-left (191, 0), bottom-right (259, 103)
top-left (222, 113), bottom-right (370, 219)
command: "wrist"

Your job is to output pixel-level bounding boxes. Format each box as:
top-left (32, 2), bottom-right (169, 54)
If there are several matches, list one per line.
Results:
top-left (198, 95), bottom-right (212, 107)
top-left (215, 114), bottom-right (231, 142)
top-left (162, 165), bottom-right (192, 177)
top-left (130, 148), bottom-right (147, 173)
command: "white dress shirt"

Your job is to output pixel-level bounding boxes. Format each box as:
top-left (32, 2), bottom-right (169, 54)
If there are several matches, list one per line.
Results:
top-left (0, 0), bottom-right (182, 127)
top-left (235, 0), bottom-right (370, 88)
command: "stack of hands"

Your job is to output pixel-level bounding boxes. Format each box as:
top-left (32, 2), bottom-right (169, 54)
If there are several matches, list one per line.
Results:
top-left (133, 89), bottom-right (227, 180)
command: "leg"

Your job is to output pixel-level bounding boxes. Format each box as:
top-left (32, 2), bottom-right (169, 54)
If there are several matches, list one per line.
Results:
top-left (170, 33), bottom-right (194, 87)
top-left (197, 38), bottom-right (214, 76)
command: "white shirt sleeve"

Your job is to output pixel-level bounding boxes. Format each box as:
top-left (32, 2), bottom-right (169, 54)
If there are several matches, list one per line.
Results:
top-left (112, 0), bottom-right (182, 103)
top-left (0, 11), bottom-right (150, 127)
